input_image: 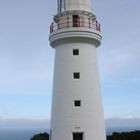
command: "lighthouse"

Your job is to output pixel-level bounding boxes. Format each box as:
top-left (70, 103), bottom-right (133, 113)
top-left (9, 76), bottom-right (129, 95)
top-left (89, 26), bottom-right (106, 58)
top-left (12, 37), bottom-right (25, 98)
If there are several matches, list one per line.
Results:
top-left (49, 0), bottom-right (106, 140)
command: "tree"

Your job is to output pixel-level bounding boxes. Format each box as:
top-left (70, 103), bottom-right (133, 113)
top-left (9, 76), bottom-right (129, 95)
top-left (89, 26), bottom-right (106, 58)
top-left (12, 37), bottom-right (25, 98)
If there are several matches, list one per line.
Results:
top-left (30, 132), bottom-right (49, 140)
top-left (107, 130), bottom-right (140, 140)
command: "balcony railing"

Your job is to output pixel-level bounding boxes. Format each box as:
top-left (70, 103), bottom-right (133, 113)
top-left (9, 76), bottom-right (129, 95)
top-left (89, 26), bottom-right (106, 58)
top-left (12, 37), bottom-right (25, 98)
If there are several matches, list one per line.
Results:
top-left (50, 17), bottom-right (101, 33)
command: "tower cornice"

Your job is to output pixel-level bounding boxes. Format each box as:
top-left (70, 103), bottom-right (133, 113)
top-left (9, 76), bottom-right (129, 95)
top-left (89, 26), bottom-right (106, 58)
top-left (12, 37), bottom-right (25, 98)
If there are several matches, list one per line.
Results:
top-left (49, 27), bottom-right (102, 47)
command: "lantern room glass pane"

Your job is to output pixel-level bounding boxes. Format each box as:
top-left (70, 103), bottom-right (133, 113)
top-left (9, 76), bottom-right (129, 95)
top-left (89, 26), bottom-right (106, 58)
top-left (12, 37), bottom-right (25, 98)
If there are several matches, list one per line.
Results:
top-left (58, 0), bottom-right (66, 13)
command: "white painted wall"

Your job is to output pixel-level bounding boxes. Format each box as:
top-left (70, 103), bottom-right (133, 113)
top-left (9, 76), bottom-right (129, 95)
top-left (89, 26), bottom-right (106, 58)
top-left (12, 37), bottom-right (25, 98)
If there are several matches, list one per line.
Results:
top-left (65, 0), bottom-right (92, 13)
top-left (50, 42), bottom-right (106, 140)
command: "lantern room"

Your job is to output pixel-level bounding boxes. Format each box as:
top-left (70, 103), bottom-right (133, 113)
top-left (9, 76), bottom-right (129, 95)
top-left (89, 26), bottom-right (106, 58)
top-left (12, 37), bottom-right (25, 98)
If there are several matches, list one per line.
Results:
top-left (57, 0), bottom-right (93, 14)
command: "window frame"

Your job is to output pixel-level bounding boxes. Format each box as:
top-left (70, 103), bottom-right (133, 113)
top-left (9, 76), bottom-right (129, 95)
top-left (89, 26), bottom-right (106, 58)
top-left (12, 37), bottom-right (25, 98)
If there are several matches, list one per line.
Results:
top-left (74, 100), bottom-right (81, 107)
top-left (73, 72), bottom-right (80, 79)
top-left (73, 49), bottom-right (79, 55)
top-left (73, 132), bottom-right (84, 140)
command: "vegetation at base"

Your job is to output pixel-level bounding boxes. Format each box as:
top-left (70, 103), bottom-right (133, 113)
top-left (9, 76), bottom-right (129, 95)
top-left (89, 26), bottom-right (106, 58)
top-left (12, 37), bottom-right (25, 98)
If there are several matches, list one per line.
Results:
top-left (30, 130), bottom-right (140, 140)
top-left (30, 132), bottom-right (49, 140)
top-left (107, 130), bottom-right (140, 140)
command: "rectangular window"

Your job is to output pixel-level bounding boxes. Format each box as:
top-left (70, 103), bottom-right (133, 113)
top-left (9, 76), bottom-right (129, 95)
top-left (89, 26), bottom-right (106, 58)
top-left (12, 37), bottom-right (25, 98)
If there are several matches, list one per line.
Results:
top-left (74, 100), bottom-right (81, 107)
top-left (73, 72), bottom-right (80, 79)
top-left (73, 49), bottom-right (79, 55)
top-left (73, 133), bottom-right (83, 140)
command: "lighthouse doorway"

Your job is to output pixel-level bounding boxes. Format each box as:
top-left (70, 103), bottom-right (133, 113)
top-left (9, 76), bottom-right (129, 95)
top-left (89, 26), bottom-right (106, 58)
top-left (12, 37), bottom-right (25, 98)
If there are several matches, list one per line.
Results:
top-left (73, 15), bottom-right (80, 27)
top-left (73, 132), bottom-right (83, 140)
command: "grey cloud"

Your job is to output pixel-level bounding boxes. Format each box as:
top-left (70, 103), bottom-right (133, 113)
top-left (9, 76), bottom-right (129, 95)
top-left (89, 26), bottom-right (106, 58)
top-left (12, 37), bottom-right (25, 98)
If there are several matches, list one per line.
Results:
top-left (1, 117), bottom-right (140, 130)
top-left (0, 118), bottom-right (50, 129)
top-left (105, 117), bottom-right (140, 129)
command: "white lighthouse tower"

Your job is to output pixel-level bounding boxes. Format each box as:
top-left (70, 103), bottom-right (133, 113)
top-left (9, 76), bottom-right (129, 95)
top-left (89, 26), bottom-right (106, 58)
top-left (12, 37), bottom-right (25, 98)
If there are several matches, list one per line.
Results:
top-left (49, 0), bottom-right (106, 140)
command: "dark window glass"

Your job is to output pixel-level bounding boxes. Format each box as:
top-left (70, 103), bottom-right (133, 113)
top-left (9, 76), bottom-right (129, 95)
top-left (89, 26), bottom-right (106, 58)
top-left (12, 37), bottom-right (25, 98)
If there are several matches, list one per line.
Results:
top-left (73, 49), bottom-right (79, 55)
top-left (74, 100), bottom-right (81, 107)
top-left (73, 133), bottom-right (83, 140)
top-left (73, 72), bottom-right (80, 79)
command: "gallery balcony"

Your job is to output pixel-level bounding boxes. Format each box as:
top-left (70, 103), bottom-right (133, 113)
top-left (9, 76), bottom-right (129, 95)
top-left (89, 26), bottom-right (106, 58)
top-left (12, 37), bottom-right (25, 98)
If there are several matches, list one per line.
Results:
top-left (49, 17), bottom-right (102, 47)
top-left (50, 17), bottom-right (101, 33)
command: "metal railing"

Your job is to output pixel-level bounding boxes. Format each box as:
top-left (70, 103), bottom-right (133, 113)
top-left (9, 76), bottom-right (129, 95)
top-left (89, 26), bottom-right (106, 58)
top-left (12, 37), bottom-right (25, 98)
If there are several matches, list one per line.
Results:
top-left (50, 17), bottom-right (101, 33)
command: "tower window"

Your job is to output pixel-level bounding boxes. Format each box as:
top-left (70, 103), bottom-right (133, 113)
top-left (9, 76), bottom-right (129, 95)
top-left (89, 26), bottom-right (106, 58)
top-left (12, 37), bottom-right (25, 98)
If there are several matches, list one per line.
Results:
top-left (74, 100), bottom-right (81, 107)
top-left (73, 72), bottom-right (80, 79)
top-left (73, 132), bottom-right (83, 140)
top-left (73, 49), bottom-right (79, 55)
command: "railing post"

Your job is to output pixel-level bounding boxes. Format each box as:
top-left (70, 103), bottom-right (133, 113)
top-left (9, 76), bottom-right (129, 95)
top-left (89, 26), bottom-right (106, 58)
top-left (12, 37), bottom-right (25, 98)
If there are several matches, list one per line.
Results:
top-left (89, 18), bottom-right (91, 28)
top-left (96, 20), bottom-right (97, 30)
top-left (58, 19), bottom-right (60, 30)
top-left (78, 16), bottom-right (80, 27)
top-left (52, 23), bottom-right (54, 32)
top-left (99, 23), bottom-right (101, 32)
top-left (67, 17), bottom-right (69, 28)
top-left (50, 22), bottom-right (53, 33)
top-left (96, 20), bottom-right (99, 31)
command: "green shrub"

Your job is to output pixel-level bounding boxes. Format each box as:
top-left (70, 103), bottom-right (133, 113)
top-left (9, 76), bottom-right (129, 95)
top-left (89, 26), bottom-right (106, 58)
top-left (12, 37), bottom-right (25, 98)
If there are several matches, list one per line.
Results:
top-left (30, 132), bottom-right (49, 140)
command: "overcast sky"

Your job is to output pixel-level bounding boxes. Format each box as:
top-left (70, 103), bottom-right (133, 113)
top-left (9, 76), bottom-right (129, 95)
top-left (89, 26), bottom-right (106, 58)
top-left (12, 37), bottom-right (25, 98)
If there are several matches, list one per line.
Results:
top-left (0, 0), bottom-right (140, 129)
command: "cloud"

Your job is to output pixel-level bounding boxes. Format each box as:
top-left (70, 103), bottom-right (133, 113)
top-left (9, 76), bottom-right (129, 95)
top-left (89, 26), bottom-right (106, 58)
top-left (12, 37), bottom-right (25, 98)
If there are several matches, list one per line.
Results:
top-left (97, 41), bottom-right (140, 92)
top-left (105, 117), bottom-right (140, 129)
top-left (98, 44), bottom-right (140, 80)
top-left (0, 0), bottom-right (55, 95)
top-left (0, 118), bottom-right (50, 129)
top-left (0, 37), bottom-right (54, 95)
top-left (1, 117), bottom-right (140, 130)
